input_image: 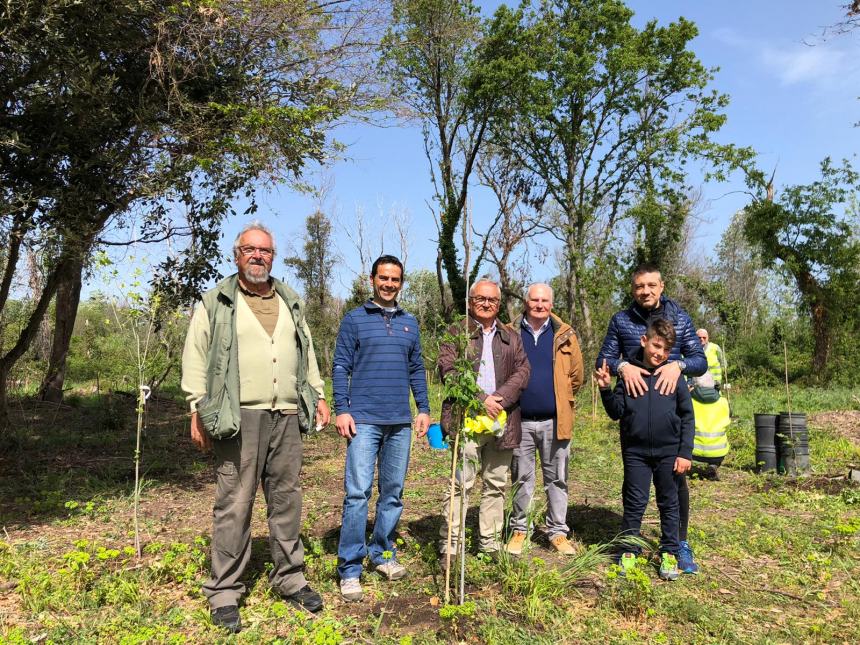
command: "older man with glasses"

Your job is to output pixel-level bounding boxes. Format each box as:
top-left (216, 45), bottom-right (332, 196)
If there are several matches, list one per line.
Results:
top-left (437, 279), bottom-right (530, 563)
top-left (182, 221), bottom-right (330, 633)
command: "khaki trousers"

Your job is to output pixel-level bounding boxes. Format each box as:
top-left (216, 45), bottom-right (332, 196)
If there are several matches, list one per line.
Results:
top-left (203, 409), bottom-right (306, 609)
top-left (439, 433), bottom-right (512, 553)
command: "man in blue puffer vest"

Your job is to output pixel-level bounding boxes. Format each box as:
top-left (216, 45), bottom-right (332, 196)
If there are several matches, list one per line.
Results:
top-left (596, 262), bottom-right (706, 574)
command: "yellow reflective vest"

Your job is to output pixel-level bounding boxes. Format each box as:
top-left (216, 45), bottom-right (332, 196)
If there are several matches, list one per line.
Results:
top-left (691, 396), bottom-right (730, 459)
top-left (704, 342), bottom-right (725, 384)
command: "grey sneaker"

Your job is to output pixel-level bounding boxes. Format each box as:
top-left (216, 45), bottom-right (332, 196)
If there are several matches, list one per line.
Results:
top-left (375, 560), bottom-right (407, 581)
top-left (339, 577), bottom-right (363, 601)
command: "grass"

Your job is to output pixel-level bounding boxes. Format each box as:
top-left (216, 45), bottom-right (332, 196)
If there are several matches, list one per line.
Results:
top-left (0, 385), bottom-right (858, 643)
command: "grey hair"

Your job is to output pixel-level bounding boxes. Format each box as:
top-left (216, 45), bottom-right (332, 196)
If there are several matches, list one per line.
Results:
top-left (233, 220), bottom-right (277, 257)
top-left (525, 282), bottom-right (553, 303)
top-left (469, 278), bottom-right (502, 299)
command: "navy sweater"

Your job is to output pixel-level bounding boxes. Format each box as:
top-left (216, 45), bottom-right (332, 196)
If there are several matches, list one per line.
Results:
top-left (599, 353), bottom-right (695, 460)
top-left (520, 323), bottom-right (555, 418)
top-left (332, 301), bottom-right (430, 424)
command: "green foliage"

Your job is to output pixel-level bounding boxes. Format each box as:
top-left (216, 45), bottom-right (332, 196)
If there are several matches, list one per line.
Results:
top-left (382, 0), bottom-right (489, 313)
top-left (439, 600), bottom-right (476, 620)
top-left (744, 158), bottom-right (860, 378)
top-left (343, 275), bottom-right (372, 313)
top-left (475, 0), bottom-right (756, 351)
top-left (285, 211), bottom-right (341, 374)
top-left (440, 319), bottom-right (484, 427)
top-left (0, 0), bottom-right (372, 425)
top-left (145, 539), bottom-right (209, 588)
top-left (400, 269), bottom-right (448, 341)
top-left (601, 558), bottom-right (654, 618)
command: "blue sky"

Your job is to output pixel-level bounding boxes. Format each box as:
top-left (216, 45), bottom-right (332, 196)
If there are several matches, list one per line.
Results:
top-left (170, 1), bottom-right (860, 298)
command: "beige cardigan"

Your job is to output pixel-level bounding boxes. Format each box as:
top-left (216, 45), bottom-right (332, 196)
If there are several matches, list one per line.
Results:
top-left (181, 292), bottom-right (325, 411)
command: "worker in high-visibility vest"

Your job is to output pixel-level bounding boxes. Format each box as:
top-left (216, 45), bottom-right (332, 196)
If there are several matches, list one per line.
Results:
top-left (696, 328), bottom-right (727, 388)
top-left (689, 371), bottom-right (730, 479)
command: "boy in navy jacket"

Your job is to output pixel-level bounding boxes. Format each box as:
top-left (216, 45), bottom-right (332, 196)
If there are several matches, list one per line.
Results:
top-left (595, 319), bottom-right (694, 580)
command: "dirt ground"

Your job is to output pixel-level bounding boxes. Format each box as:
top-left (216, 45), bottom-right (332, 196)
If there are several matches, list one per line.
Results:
top-left (810, 410), bottom-right (860, 446)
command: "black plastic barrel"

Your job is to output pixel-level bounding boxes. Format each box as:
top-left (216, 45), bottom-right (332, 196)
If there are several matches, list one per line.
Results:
top-left (776, 412), bottom-right (810, 475)
top-left (754, 414), bottom-right (779, 473)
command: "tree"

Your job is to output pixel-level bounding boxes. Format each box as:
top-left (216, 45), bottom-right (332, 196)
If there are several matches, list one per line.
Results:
top-left (0, 0), bottom-right (374, 421)
top-left (284, 211), bottom-right (341, 373)
top-left (713, 210), bottom-right (771, 338)
top-left (382, 0), bottom-right (491, 316)
top-left (399, 268), bottom-right (447, 338)
top-left (475, 0), bottom-right (755, 353)
top-left (472, 147), bottom-right (544, 321)
top-left (744, 158), bottom-right (860, 378)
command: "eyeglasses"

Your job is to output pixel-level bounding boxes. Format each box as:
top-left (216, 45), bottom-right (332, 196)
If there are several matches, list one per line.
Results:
top-left (470, 296), bottom-right (500, 306)
top-left (238, 245), bottom-right (274, 258)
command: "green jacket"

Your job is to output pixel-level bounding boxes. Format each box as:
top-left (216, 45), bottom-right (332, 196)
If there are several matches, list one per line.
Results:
top-left (196, 274), bottom-right (318, 439)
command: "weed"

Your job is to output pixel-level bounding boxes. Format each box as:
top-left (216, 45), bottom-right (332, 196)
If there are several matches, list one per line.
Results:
top-left (601, 557), bottom-right (654, 618)
top-left (146, 540), bottom-right (207, 588)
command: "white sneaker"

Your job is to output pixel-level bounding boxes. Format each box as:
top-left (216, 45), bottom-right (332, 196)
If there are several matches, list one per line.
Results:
top-left (375, 560), bottom-right (407, 580)
top-left (339, 577), bottom-right (363, 601)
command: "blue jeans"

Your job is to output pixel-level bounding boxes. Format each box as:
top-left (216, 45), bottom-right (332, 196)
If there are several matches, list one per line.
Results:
top-left (337, 424), bottom-right (412, 580)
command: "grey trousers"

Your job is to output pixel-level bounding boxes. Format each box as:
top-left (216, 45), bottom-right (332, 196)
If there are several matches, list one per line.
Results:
top-left (509, 418), bottom-right (571, 539)
top-left (203, 409), bottom-right (306, 609)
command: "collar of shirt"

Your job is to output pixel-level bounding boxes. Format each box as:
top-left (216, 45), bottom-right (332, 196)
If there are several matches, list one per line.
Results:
top-left (238, 280), bottom-right (275, 299)
top-left (472, 318), bottom-right (497, 338)
top-left (364, 299), bottom-right (402, 315)
top-left (521, 316), bottom-right (550, 344)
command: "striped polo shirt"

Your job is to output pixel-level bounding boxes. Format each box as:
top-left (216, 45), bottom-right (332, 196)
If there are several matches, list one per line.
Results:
top-left (332, 300), bottom-right (430, 425)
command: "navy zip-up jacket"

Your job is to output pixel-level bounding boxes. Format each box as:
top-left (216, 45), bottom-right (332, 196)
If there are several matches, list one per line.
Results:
top-left (596, 295), bottom-right (706, 377)
top-left (332, 300), bottom-right (430, 425)
top-left (599, 353), bottom-right (695, 460)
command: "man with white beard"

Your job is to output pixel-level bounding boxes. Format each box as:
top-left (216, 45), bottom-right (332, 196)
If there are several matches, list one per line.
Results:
top-left (182, 221), bottom-right (331, 633)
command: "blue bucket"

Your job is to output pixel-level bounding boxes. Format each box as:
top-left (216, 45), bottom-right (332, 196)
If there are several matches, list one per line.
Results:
top-left (427, 422), bottom-right (448, 450)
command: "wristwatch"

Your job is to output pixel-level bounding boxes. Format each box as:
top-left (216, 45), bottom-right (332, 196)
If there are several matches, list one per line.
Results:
top-left (677, 360), bottom-right (687, 372)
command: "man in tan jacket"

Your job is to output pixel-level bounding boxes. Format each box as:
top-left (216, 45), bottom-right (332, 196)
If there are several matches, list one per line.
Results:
top-left (506, 283), bottom-right (584, 555)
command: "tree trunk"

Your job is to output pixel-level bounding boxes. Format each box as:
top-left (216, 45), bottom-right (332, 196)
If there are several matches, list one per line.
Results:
top-left (0, 254), bottom-right (78, 435)
top-left (440, 204), bottom-right (466, 317)
top-left (436, 246), bottom-right (454, 321)
top-left (39, 258), bottom-right (84, 403)
top-left (0, 363), bottom-right (9, 432)
top-left (0, 211), bottom-right (31, 314)
top-left (567, 250), bottom-right (594, 355)
top-left (810, 301), bottom-right (831, 378)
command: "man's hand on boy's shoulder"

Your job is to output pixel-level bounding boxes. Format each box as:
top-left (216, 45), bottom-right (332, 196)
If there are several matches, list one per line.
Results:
top-left (653, 361), bottom-right (683, 395)
top-left (674, 457), bottom-right (691, 474)
top-left (618, 363), bottom-right (649, 397)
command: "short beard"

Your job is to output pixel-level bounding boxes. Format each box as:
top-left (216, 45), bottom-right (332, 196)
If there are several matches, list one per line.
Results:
top-left (242, 265), bottom-right (270, 285)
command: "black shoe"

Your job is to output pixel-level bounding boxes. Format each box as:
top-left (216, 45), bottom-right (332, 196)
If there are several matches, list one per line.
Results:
top-left (211, 605), bottom-right (242, 633)
top-left (283, 585), bottom-right (323, 613)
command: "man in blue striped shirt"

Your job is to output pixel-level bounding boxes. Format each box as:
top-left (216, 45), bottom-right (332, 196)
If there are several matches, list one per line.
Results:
top-left (333, 255), bottom-right (431, 601)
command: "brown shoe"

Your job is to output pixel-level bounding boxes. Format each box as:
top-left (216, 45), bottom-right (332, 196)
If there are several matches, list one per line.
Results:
top-left (550, 535), bottom-right (580, 555)
top-left (505, 531), bottom-right (527, 555)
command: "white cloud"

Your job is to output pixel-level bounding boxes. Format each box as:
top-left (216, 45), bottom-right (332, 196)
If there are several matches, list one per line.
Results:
top-left (760, 44), bottom-right (845, 86)
top-left (712, 27), bottom-right (858, 89)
